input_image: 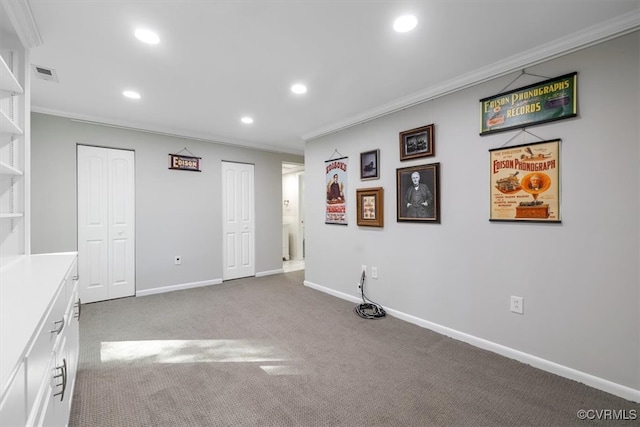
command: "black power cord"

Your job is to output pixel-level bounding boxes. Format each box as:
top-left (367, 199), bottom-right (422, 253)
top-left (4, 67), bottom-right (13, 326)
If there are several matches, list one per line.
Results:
top-left (354, 270), bottom-right (386, 319)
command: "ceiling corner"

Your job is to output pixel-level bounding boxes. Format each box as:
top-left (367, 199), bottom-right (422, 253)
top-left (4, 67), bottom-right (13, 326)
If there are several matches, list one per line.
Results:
top-left (1, 0), bottom-right (43, 48)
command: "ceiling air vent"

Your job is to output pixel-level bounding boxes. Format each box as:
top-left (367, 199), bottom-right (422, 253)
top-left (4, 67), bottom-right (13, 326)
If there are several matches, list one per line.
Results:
top-left (31, 64), bottom-right (58, 82)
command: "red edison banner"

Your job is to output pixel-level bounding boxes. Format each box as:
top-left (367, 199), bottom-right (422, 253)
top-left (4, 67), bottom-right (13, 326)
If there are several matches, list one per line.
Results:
top-left (489, 140), bottom-right (560, 222)
top-left (325, 157), bottom-right (348, 225)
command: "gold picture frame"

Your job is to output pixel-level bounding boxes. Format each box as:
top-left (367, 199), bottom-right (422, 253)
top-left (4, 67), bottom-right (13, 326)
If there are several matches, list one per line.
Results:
top-left (356, 187), bottom-right (384, 227)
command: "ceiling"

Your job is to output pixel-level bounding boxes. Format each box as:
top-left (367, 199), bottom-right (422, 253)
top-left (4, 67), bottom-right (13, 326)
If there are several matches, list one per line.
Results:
top-left (4, 1), bottom-right (640, 156)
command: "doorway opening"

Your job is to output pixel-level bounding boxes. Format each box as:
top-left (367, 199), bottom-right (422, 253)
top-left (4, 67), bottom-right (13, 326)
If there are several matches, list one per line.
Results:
top-left (282, 162), bottom-right (305, 272)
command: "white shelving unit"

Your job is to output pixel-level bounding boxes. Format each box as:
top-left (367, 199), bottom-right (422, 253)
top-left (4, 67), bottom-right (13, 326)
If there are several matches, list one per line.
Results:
top-left (0, 161), bottom-right (23, 176)
top-left (0, 109), bottom-right (23, 135)
top-left (0, 38), bottom-right (27, 257)
top-left (0, 54), bottom-right (23, 94)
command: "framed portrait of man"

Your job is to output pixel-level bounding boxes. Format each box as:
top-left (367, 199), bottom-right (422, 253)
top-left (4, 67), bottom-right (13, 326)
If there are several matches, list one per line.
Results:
top-left (396, 163), bottom-right (440, 223)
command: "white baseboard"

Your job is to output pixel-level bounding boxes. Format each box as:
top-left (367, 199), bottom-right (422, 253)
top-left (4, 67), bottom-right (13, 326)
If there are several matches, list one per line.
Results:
top-left (137, 270), bottom-right (285, 296)
top-left (137, 278), bottom-right (222, 297)
top-left (303, 280), bottom-right (640, 403)
top-left (256, 268), bottom-right (284, 277)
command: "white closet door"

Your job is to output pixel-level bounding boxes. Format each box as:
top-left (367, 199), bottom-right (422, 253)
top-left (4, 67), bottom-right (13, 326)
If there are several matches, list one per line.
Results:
top-left (77, 146), bottom-right (135, 303)
top-left (222, 161), bottom-right (255, 280)
top-left (106, 149), bottom-right (135, 299)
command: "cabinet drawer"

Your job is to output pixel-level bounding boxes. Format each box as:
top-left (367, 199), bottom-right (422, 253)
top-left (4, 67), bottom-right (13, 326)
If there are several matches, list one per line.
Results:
top-left (24, 285), bottom-right (67, 411)
top-left (0, 361), bottom-right (27, 426)
top-left (64, 259), bottom-right (78, 300)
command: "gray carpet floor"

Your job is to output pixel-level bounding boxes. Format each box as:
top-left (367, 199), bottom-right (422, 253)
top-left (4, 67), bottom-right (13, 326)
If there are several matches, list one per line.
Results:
top-left (69, 271), bottom-right (639, 426)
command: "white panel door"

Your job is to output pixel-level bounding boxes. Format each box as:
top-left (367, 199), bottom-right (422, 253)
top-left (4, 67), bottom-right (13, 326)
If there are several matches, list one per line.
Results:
top-left (107, 149), bottom-right (135, 299)
top-left (77, 146), bottom-right (135, 303)
top-left (222, 161), bottom-right (255, 280)
top-left (77, 146), bottom-right (109, 303)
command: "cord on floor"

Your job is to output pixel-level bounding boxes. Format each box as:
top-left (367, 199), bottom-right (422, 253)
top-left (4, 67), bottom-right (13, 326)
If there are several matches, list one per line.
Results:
top-left (354, 271), bottom-right (386, 319)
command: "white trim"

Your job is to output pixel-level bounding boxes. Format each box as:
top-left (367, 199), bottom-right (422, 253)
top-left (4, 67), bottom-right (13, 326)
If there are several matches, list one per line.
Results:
top-left (0, 0), bottom-right (43, 48)
top-left (303, 10), bottom-right (640, 142)
top-left (303, 280), bottom-right (640, 403)
top-left (256, 269), bottom-right (284, 277)
top-left (30, 107), bottom-right (304, 156)
top-left (136, 279), bottom-right (222, 297)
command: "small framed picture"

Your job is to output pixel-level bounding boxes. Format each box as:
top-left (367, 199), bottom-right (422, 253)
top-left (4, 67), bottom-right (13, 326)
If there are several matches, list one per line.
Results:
top-left (360, 149), bottom-right (380, 180)
top-left (396, 163), bottom-right (440, 223)
top-left (356, 187), bottom-right (384, 227)
top-left (399, 124), bottom-right (434, 161)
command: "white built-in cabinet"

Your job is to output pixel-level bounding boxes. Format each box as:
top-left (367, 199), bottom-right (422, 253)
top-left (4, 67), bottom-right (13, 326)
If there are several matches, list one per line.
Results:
top-left (0, 252), bottom-right (80, 426)
top-left (0, 48), bottom-right (26, 251)
top-left (0, 4), bottom-right (79, 426)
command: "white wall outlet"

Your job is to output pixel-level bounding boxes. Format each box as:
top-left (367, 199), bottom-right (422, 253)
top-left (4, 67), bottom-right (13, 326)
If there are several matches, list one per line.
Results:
top-left (175, 256), bottom-right (182, 265)
top-left (371, 267), bottom-right (378, 279)
top-left (510, 296), bottom-right (524, 314)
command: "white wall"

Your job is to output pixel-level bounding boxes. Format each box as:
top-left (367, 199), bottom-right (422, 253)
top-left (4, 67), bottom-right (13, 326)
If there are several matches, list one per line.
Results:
top-left (30, 113), bottom-right (303, 291)
top-left (304, 33), bottom-right (639, 399)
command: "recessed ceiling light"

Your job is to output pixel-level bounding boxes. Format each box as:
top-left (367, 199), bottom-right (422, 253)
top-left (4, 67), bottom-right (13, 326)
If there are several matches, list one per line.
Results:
top-left (291, 83), bottom-right (307, 94)
top-left (123, 90), bottom-right (141, 99)
top-left (135, 29), bottom-right (160, 44)
top-left (241, 117), bottom-right (254, 124)
top-left (393, 15), bottom-right (418, 33)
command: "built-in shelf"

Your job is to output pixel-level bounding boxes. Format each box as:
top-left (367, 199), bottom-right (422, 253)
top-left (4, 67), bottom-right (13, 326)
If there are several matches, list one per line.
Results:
top-left (0, 161), bottom-right (23, 175)
top-left (0, 213), bottom-right (23, 219)
top-left (0, 55), bottom-right (23, 95)
top-left (0, 109), bottom-right (23, 135)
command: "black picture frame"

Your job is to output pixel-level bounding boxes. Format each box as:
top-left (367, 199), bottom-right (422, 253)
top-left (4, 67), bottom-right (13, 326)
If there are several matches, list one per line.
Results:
top-left (399, 124), bottom-right (434, 161)
top-left (479, 72), bottom-right (577, 135)
top-left (360, 149), bottom-right (380, 180)
top-left (396, 163), bottom-right (440, 223)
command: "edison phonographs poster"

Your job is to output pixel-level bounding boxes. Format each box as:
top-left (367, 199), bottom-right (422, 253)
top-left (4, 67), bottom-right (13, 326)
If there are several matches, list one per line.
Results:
top-left (480, 72), bottom-right (577, 135)
top-left (325, 157), bottom-right (348, 225)
top-left (489, 140), bottom-right (560, 222)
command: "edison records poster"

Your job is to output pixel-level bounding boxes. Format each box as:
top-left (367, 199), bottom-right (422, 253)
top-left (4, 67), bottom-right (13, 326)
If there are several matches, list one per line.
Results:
top-left (325, 157), bottom-right (348, 225)
top-left (489, 140), bottom-right (560, 222)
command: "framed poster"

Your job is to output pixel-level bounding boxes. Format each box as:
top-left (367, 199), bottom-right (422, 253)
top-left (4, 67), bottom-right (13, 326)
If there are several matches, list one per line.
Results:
top-left (360, 149), bottom-right (380, 180)
top-left (168, 153), bottom-right (201, 172)
top-left (396, 163), bottom-right (440, 223)
top-left (480, 72), bottom-right (577, 135)
top-left (325, 156), bottom-right (348, 225)
top-left (356, 187), bottom-right (384, 227)
top-left (489, 139), bottom-right (560, 222)
top-left (399, 124), bottom-right (434, 161)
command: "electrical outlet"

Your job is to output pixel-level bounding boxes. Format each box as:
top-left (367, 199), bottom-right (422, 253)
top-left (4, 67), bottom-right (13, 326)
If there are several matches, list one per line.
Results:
top-left (510, 296), bottom-right (524, 314)
top-left (175, 256), bottom-right (182, 265)
top-left (371, 267), bottom-right (378, 279)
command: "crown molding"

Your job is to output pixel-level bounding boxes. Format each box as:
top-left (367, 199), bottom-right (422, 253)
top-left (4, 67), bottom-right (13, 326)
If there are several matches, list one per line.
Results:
top-left (0, 0), bottom-right (42, 48)
top-left (303, 9), bottom-right (640, 142)
top-left (31, 106), bottom-right (305, 156)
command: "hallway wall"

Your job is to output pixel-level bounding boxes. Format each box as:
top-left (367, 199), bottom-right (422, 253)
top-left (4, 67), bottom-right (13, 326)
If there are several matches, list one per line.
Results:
top-left (304, 32), bottom-right (640, 398)
top-left (30, 113), bottom-right (303, 292)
